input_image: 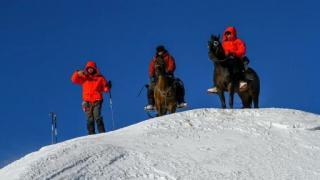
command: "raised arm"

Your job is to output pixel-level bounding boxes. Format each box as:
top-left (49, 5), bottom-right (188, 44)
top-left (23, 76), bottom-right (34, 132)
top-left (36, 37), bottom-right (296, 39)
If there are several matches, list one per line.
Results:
top-left (71, 70), bottom-right (87, 85)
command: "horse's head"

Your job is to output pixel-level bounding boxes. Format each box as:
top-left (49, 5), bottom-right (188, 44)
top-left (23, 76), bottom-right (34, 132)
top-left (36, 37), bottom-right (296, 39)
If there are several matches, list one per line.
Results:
top-left (208, 34), bottom-right (225, 60)
top-left (154, 56), bottom-right (166, 77)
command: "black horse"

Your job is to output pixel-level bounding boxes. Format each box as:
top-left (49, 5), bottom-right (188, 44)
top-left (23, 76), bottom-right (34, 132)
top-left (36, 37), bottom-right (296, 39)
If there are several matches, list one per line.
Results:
top-left (208, 34), bottom-right (260, 108)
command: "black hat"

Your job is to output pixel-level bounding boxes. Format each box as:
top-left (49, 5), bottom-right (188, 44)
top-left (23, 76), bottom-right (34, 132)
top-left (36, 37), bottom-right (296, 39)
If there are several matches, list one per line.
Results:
top-left (225, 31), bottom-right (231, 35)
top-left (156, 45), bottom-right (166, 53)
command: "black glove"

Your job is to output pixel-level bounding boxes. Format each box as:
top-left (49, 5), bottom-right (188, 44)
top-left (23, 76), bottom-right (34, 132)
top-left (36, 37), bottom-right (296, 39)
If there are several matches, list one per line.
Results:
top-left (108, 81), bottom-right (112, 89)
top-left (227, 53), bottom-right (235, 59)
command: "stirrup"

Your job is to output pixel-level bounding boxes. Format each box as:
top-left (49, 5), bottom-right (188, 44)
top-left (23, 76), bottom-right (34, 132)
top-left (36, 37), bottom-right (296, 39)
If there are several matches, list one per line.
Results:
top-left (207, 87), bottom-right (218, 93)
top-left (144, 104), bottom-right (155, 111)
top-left (177, 102), bottom-right (187, 108)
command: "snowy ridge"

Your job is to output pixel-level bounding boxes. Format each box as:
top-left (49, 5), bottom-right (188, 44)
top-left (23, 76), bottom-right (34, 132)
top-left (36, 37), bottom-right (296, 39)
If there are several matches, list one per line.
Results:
top-left (1, 108), bottom-right (320, 180)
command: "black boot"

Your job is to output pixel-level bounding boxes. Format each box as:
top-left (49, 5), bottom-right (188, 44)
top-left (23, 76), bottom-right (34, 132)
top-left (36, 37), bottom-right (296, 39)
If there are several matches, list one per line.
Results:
top-left (87, 118), bottom-right (95, 135)
top-left (96, 118), bottom-right (106, 133)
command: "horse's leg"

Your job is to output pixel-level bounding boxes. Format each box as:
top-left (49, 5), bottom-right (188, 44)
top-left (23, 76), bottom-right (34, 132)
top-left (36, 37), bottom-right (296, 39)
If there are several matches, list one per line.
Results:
top-left (229, 92), bottom-right (234, 109)
top-left (217, 90), bottom-right (226, 109)
top-left (239, 92), bottom-right (251, 108)
top-left (229, 83), bottom-right (235, 109)
top-left (168, 103), bottom-right (176, 114)
top-left (253, 95), bottom-right (259, 108)
top-left (157, 103), bottom-right (166, 116)
top-left (155, 98), bottom-right (162, 116)
top-left (161, 106), bottom-right (167, 116)
top-left (155, 106), bottom-right (161, 117)
top-left (244, 97), bottom-right (252, 108)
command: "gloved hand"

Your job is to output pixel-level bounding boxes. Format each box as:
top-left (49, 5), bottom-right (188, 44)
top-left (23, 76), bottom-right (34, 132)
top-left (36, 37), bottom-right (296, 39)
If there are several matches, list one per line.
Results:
top-left (227, 53), bottom-right (235, 59)
top-left (108, 81), bottom-right (112, 89)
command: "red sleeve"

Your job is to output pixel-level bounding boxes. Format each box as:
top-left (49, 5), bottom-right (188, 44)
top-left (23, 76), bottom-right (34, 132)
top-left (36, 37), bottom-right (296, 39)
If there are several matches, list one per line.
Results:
top-left (235, 39), bottom-right (246, 58)
top-left (71, 71), bottom-right (86, 84)
top-left (149, 58), bottom-right (155, 77)
top-left (101, 76), bottom-right (110, 93)
top-left (166, 55), bottom-right (176, 74)
top-left (222, 42), bottom-right (231, 56)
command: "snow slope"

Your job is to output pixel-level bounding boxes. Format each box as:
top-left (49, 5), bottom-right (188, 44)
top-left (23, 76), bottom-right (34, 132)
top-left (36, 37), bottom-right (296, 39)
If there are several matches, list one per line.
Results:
top-left (1, 108), bottom-right (320, 180)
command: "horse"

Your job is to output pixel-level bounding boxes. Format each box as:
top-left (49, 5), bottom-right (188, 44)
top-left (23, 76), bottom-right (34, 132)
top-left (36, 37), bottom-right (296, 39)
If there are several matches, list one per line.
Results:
top-left (208, 34), bottom-right (260, 108)
top-left (153, 56), bottom-right (177, 116)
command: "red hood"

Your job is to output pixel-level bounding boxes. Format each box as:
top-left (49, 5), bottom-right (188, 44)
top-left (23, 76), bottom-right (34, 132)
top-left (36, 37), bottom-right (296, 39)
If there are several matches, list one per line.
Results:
top-left (85, 60), bottom-right (100, 74)
top-left (223, 26), bottom-right (237, 41)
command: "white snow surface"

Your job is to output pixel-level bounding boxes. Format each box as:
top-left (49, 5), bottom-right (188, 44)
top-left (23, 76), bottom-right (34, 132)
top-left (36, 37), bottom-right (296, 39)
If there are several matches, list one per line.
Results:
top-left (1, 108), bottom-right (320, 180)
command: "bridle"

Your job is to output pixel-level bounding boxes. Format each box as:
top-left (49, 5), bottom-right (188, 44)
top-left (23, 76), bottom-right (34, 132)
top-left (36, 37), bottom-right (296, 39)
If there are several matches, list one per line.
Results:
top-left (154, 57), bottom-right (166, 77)
top-left (210, 39), bottom-right (229, 63)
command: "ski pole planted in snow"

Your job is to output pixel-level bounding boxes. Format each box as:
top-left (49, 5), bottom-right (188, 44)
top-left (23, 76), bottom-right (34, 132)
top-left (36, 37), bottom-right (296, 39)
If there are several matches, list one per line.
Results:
top-left (108, 81), bottom-right (115, 130)
top-left (49, 112), bottom-right (58, 144)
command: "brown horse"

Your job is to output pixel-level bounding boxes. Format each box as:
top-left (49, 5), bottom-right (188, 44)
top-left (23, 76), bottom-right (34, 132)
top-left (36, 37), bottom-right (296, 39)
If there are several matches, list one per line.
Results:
top-left (208, 34), bottom-right (260, 108)
top-left (154, 56), bottom-right (177, 116)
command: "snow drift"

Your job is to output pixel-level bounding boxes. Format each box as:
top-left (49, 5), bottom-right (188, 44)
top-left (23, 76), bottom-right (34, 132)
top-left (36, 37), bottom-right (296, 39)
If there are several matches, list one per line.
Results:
top-left (1, 108), bottom-right (320, 180)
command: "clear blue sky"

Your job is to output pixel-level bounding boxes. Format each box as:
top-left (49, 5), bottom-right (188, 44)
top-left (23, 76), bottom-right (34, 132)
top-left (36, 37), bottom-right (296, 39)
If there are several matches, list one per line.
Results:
top-left (0, 0), bottom-right (319, 167)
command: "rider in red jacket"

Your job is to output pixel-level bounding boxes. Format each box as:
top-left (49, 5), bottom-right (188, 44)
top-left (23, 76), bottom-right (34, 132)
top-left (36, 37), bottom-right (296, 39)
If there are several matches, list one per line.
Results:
top-left (145, 45), bottom-right (187, 111)
top-left (222, 26), bottom-right (246, 58)
top-left (149, 47), bottom-right (176, 77)
top-left (208, 26), bottom-right (249, 93)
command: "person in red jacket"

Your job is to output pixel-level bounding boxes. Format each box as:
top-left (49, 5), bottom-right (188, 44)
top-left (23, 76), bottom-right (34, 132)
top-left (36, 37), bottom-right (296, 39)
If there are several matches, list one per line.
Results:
top-left (71, 61), bottom-right (111, 135)
top-left (145, 45), bottom-right (187, 111)
top-left (208, 26), bottom-right (249, 93)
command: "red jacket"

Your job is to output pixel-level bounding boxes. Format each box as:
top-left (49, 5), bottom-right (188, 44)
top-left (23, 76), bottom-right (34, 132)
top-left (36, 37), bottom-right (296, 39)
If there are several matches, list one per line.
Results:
top-left (71, 61), bottom-right (110, 103)
top-left (222, 26), bottom-right (246, 58)
top-left (149, 52), bottom-right (176, 77)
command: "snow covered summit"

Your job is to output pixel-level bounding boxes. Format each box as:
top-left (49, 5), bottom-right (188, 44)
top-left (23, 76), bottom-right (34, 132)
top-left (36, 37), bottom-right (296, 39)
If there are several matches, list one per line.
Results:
top-left (1, 108), bottom-right (320, 180)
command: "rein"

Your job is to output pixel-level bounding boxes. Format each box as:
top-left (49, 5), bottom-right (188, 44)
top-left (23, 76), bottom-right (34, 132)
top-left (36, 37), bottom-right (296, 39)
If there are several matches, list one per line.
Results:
top-left (210, 47), bottom-right (228, 63)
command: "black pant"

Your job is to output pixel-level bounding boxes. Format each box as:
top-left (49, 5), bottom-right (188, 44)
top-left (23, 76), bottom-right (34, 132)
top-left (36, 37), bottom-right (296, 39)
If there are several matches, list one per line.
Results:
top-left (225, 58), bottom-right (245, 84)
top-left (82, 100), bottom-right (106, 135)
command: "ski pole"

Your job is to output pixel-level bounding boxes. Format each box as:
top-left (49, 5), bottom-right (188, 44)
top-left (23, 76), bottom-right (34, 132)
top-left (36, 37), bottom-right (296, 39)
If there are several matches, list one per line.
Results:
top-left (54, 114), bottom-right (58, 143)
top-left (50, 112), bottom-right (58, 144)
top-left (50, 112), bottom-right (54, 144)
top-left (109, 90), bottom-right (115, 130)
top-left (137, 84), bottom-right (149, 97)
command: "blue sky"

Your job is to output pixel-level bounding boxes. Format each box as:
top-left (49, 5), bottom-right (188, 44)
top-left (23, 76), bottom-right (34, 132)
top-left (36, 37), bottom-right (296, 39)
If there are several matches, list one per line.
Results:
top-left (0, 0), bottom-right (319, 167)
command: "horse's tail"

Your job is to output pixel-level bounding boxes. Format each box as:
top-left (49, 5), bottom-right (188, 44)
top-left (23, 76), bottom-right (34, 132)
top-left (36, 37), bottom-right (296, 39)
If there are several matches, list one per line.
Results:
top-left (246, 67), bottom-right (260, 95)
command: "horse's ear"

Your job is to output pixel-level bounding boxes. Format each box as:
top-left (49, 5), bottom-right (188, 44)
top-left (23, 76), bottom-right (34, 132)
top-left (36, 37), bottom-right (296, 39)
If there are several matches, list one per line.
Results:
top-left (218, 34), bottom-right (221, 40)
top-left (210, 34), bottom-right (214, 40)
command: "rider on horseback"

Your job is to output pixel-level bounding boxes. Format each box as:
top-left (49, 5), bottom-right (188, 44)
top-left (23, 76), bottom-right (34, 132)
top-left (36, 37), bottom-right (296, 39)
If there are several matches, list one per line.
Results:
top-left (145, 45), bottom-right (187, 111)
top-left (207, 26), bottom-right (250, 93)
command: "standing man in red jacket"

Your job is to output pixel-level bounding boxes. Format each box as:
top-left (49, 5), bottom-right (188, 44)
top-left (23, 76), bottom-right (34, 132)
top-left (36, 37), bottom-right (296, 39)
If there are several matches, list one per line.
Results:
top-left (71, 61), bottom-right (111, 135)
top-left (208, 26), bottom-right (249, 93)
top-left (145, 45), bottom-right (187, 111)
